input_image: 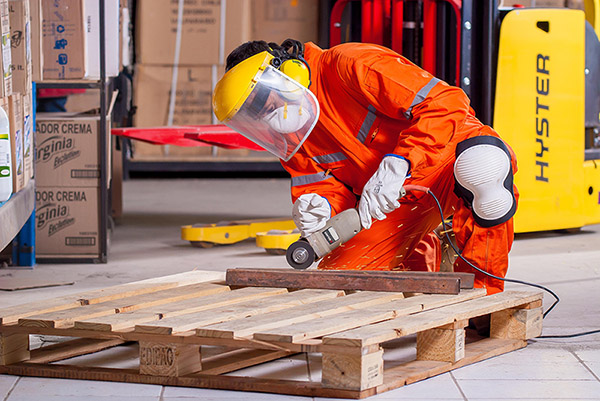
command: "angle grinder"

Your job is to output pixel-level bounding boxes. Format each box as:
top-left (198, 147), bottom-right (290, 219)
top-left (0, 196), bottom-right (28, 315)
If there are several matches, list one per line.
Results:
top-left (286, 186), bottom-right (419, 269)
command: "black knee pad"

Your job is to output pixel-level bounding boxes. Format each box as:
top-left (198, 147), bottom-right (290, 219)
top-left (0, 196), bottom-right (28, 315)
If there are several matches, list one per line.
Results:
top-left (454, 136), bottom-right (516, 227)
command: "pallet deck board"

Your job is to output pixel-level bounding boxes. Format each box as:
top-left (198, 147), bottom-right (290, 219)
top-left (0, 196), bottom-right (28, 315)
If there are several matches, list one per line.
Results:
top-left (0, 270), bottom-right (543, 399)
top-left (200, 348), bottom-right (295, 375)
top-left (0, 270), bottom-right (225, 325)
top-left (377, 338), bottom-right (526, 392)
top-left (252, 289), bottom-right (486, 344)
top-left (322, 290), bottom-right (543, 347)
top-left (0, 363), bottom-right (365, 399)
top-left (73, 286), bottom-right (286, 332)
top-left (196, 291), bottom-right (405, 339)
top-left (28, 338), bottom-right (126, 364)
top-left (18, 283), bottom-right (229, 329)
top-left (134, 288), bottom-right (342, 335)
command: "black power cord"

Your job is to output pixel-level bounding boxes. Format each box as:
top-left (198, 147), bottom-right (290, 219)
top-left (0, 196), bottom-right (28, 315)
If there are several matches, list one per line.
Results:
top-left (412, 186), bottom-right (599, 339)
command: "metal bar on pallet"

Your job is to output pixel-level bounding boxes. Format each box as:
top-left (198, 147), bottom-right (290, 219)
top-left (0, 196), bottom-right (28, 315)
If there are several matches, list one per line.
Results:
top-left (225, 268), bottom-right (468, 294)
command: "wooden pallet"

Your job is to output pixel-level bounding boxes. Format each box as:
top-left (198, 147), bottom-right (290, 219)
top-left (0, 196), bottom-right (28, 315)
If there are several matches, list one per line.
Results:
top-left (0, 270), bottom-right (543, 399)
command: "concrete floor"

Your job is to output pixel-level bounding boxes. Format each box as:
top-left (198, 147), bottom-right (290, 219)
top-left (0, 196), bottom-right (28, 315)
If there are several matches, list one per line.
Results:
top-left (1, 177), bottom-right (599, 400)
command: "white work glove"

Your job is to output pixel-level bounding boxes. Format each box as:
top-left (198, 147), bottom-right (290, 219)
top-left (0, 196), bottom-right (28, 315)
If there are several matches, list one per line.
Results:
top-left (358, 155), bottom-right (409, 229)
top-left (292, 194), bottom-right (331, 237)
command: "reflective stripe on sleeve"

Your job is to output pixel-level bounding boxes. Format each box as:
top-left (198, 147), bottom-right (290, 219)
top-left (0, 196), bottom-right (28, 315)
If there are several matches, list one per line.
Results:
top-left (291, 171), bottom-right (333, 187)
top-left (311, 152), bottom-right (347, 164)
top-left (357, 105), bottom-right (377, 143)
top-left (404, 77), bottom-right (441, 119)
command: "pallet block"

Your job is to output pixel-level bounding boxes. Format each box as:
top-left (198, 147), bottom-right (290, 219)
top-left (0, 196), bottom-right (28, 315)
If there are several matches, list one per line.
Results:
top-left (0, 270), bottom-right (543, 399)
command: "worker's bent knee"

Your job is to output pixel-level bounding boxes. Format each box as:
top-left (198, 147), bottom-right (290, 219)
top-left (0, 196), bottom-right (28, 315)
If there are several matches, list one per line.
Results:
top-left (453, 136), bottom-right (516, 228)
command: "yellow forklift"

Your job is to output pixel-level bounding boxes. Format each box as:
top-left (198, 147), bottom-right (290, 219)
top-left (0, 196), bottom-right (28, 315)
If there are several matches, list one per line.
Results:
top-left (326, 0), bottom-right (600, 233)
top-left (494, 3), bottom-right (600, 232)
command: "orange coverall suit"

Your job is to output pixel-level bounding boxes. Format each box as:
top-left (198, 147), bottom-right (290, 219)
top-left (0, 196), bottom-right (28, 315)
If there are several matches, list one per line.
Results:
top-left (282, 42), bottom-right (519, 295)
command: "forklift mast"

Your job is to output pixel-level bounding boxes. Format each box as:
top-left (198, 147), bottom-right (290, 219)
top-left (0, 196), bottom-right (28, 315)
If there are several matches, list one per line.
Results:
top-left (322, 0), bottom-right (600, 233)
top-left (324, 0), bottom-right (500, 126)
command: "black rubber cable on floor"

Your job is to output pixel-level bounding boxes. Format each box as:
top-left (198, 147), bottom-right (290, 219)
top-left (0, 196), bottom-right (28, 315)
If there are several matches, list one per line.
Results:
top-left (404, 186), bottom-right (560, 318)
top-left (418, 187), bottom-right (600, 339)
top-left (537, 329), bottom-right (600, 338)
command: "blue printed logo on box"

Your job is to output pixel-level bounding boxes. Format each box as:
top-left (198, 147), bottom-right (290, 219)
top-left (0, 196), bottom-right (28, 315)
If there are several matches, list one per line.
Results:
top-left (56, 25), bottom-right (65, 33)
top-left (54, 39), bottom-right (67, 50)
top-left (58, 54), bottom-right (68, 65)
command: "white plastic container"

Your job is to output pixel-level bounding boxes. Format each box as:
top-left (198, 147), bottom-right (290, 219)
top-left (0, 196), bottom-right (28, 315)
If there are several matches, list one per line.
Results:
top-left (0, 106), bottom-right (12, 202)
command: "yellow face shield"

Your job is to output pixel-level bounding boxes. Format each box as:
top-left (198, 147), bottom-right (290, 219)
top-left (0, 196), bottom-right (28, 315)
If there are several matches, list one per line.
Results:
top-left (213, 52), bottom-right (320, 161)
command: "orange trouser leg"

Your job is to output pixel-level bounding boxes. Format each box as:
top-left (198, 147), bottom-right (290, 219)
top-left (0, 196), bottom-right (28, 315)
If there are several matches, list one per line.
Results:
top-left (452, 206), bottom-right (516, 295)
top-left (451, 132), bottom-right (519, 295)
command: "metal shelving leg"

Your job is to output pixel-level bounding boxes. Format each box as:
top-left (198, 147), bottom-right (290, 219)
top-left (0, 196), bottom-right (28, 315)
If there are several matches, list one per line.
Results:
top-left (15, 210), bottom-right (35, 267)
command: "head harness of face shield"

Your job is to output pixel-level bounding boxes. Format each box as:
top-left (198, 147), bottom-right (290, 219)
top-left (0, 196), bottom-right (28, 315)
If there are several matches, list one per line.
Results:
top-left (213, 39), bottom-right (320, 162)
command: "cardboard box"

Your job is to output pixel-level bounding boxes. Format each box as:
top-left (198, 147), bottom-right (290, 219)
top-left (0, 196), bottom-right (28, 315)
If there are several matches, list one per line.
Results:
top-left (22, 90), bottom-right (32, 181)
top-left (135, 0), bottom-right (251, 65)
top-left (532, 0), bottom-right (566, 6)
top-left (499, 0), bottom-right (533, 6)
top-left (566, 0), bottom-right (584, 9)
top-left (9, 0), bottom-right (32, 93)
top-left (65, 89), bottom-right (100, 113)
top-left (251, 0), bottom-right (319, 45)
top-left (0, 0), bottom-right (12, 97)
top-left (41, 0), bottom-right (85, 79)
top-left (41, 0), bottom-right (120, 80)
top-left (30, 0), bottom-right (42, 81)
top-left (35, 186), bottom-right (100, 256)
top-left (84, 0), bottom-right (120, 78)
top-left (35, 113), bottom-right (105, 187)
top-left (133, 64), bottom-right (222, 127)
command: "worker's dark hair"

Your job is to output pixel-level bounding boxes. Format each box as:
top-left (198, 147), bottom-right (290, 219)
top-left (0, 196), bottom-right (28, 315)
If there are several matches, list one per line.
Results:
top-left (225, 39), bottom-right (303, 72)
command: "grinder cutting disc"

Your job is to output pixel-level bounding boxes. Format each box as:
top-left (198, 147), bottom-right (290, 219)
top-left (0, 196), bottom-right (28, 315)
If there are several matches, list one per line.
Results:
top-left (286, 239), bottom-right (316, 269)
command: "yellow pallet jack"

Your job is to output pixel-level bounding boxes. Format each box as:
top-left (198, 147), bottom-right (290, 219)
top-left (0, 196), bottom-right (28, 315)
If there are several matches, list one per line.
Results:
top-left (255, 229), bottom-right (301, 255)
top-left (181, 218), bottom-right (297, 249)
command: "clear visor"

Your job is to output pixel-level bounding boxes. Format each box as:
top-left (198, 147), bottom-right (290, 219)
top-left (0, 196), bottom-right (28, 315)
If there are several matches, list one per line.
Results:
top-left (223, 66), bottom-right (320, 161)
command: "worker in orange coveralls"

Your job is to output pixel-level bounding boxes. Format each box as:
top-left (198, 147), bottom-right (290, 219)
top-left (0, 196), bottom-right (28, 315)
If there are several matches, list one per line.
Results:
top-left (213, 39), bottom-right (519, 295)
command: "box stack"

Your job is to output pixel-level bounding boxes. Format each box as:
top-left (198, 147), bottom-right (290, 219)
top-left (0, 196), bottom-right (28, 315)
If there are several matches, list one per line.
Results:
top-left (29, 0), bottom-right (131, 260)
top-left (132, 0), bottom-right (319, 162)
top-left (0, 0), bottom-right (34, 201)
top-left (34, 112), bottom-right (109, 258)
top-left (37, 0), bottom-right (120, 80)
